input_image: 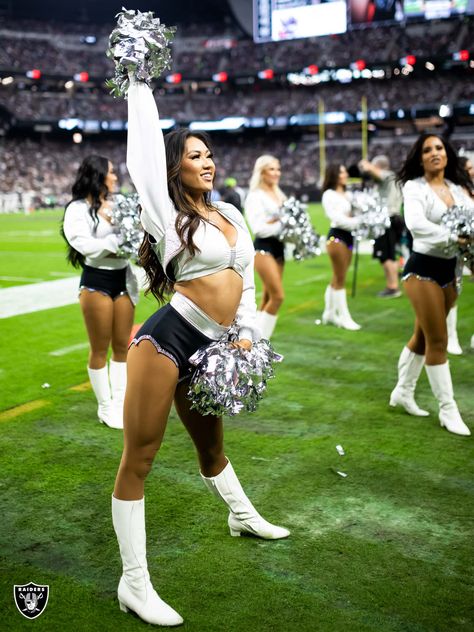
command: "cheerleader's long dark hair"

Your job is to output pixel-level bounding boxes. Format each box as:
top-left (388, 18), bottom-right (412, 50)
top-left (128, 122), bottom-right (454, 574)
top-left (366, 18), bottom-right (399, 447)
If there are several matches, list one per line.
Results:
top-left (139, 128), bottom-right (216, 303)
top-left (61, 154), bottom-right (111, 268)
top-left (397, 132), bottom-right (472, 191)
top-left (322, 163), bottom-right (346, 193)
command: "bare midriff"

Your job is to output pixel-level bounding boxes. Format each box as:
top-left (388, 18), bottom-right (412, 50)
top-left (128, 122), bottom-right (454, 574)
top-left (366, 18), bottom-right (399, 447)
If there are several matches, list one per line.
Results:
top-left (174, 267), bottom-right (243, 326)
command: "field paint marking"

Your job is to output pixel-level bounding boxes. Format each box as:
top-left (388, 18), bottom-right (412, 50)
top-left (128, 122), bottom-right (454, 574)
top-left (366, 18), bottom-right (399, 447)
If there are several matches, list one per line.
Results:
top-left (0, 264), bottom-right (146, 319)
top-left (363, 308), bottom-right (396, 322)
top-left (69, 382), bottom-right (91, 392)
top-left (293, 273), bottom-right (327, 286)
top-left (0, 276), bottom-right (45, 282)
top-left (0, 399), bottom-right (49, 422)
top-left (0, 276), bottom-right (80, 319)
top-left (49, 271), bottom-right (78, 277)
top-left (49, 342), bottom-right (89, 356)
top-left (284, 300), bottom-right (317, 315)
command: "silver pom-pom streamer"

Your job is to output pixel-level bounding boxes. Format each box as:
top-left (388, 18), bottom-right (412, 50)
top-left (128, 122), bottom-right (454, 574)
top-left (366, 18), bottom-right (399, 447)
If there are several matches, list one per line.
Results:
top-left (279, 197), bottom-right (320, 261)
top-left (187, 328), bottom-right (283, 417)
top-left (441, 204), bottom-right (474, 268)
top-left (106, 8), bottom-right (176, 98)
top-left (109, 193), bottom-right (144, 261)
top-left (351, 190), bottom-right (391, 241)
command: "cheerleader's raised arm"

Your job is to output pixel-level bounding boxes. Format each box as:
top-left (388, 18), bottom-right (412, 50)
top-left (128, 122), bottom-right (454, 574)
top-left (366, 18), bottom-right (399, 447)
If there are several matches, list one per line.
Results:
top-left (126, 79), bottom-right (175, 242)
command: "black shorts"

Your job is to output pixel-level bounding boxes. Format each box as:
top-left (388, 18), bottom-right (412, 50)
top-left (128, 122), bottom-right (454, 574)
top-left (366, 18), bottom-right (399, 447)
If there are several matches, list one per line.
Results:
top-left (402, 252), bottom-right (457, 288)
top-left (373, 216), bottom-right (404, 263)
top-left (327, 228), bottom-right (354, 249)
top-left (79, 265), bottom-right (128, 300)
top-left (130, 304), bottom-right (214, 380)
top-left (254, 237), bottom-right (285, 263)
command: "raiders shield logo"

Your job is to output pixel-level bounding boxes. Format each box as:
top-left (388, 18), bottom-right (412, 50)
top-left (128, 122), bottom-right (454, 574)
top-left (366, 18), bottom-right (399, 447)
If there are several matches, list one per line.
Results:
top-left (14, 582), bottom-right (49, 619)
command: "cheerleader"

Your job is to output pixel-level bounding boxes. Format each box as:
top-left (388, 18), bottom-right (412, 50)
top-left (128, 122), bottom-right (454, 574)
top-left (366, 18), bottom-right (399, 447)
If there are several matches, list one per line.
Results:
top-left (320, 163), bottom-right (361, 330)
top-left (62, 155), bottom-right (137, 429)
top-left (389, 133), bottom-right (473, 436)
top-left (111, 81), bottom-right (289, 627)
top-left (244, 155), bottom-right (286, 339)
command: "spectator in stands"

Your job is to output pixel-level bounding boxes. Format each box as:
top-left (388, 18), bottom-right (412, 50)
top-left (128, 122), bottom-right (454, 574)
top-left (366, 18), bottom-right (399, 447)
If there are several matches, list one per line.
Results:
top-left (245, 155), bottom-right (287, 339)
top-left (62, 155), bottom-right (136, 429)
top-left (358, 155), bottom-right (403, 298)
top-left (320, 163), bottom-right (361, 330)
top-left (389, 133), bottom-right (473, 435)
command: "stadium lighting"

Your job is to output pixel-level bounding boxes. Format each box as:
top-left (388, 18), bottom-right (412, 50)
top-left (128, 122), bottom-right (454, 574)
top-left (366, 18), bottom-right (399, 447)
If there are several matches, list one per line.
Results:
top-left (26, 69), bottom-right (42, 79)
top-left (212, 72), bottom-right (228, 82)
top-left (257, 69), bottom-right (274, 80)
top-left (2, 76), bottom-right (14, 85)
top-left (166, 73), bottom-right (182, 84)
top-left (439, 104), bottom-right (452, 118)
top-left (425, 62), bottom-right (435, 71)
top-left (74, 72), bottom-right (89, 82)
top-left (453, 50), bottom-right (469, 62)
top-left (72, 132), bottom-right (83, 143)
top-left (305, 65), bottom-right (319, 75)
top-left (64, 80), bottom-right (74, 89)
top-left (351, 60), bottom-right (366, 71)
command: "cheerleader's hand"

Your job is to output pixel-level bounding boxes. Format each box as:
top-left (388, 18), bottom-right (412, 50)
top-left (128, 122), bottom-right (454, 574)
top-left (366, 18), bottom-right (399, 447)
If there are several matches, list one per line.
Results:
top-left (230, 339), bottom-right (252, 351)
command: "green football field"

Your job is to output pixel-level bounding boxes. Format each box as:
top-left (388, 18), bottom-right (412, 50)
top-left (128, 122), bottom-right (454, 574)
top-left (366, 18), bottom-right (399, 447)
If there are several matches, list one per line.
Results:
top-left (0, 208), bottom-right (473, 631)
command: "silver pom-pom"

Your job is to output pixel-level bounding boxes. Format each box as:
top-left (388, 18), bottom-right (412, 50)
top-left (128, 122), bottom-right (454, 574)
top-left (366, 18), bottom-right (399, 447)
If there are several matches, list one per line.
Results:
top-left (106, 7), bottom-right (176, 97)
top-left (441, 204), bottom-right (474, 267)
top-left (351, 190), bottom-right (391, 240)
top-left (187, 327), bottom-right (283, 417)
top-left (279, 197), bottom-right (321, 261)
top-left (109, 193), bottom-right (144, 261)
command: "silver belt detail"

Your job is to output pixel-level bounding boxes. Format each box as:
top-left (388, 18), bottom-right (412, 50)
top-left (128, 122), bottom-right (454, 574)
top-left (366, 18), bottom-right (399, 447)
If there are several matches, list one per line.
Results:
top-left (170, 292), bottom-right (229, 340)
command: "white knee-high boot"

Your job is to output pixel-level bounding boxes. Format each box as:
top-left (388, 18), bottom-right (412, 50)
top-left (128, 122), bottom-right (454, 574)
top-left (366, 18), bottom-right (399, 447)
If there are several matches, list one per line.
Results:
top-left (389, 347), bottom-right (429, 417)
top-left (109, 360), bottom-right (127, 426)
top-left (332, 289), bottom-right (361, 330)
top-left (112, 496), bottom-right (183, 626)
top-left (447, 306), bottom-right (462, 355)
top-left (87, 366), bottom-right (122, 429)
top-left (321, 285), bottom-right (338, 325)
top-left (425, 363), bottom-right (470, 436)
top-left (259, 311), bottom-right (278, 339)
top-left (200, 460), bottom-right (290, 540)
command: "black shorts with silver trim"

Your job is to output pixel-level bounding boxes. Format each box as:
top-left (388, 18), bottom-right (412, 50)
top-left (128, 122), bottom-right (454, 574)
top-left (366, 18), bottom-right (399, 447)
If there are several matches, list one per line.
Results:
top-left (402, 252), bottom-right (456, 288)
top-left (327, 228), bottom-right (354, 249)
top-left (253, 237), bottom-right (285, 262)
top-left (79, 265), bottom-right (128, 300)
top-left (129, 293), bottom-right (229, 381)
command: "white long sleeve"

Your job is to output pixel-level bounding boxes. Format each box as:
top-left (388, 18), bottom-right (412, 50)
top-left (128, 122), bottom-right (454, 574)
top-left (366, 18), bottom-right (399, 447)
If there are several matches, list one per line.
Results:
top-left (63, 200), bottom-right (125, 269)
top-left (403, 178), bottom-right (473, 258)
top-left (244, 190), bottom-right (282, 238)
top-left (235, 254), bottom-right (259, 342)
top-left (322, 190), bottom-right (359, 231)
top-left (126, 80), bottom-right (175, 242)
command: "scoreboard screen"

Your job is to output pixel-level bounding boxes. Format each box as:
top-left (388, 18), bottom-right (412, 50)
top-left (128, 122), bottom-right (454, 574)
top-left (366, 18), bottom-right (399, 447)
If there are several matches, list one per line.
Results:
top-left (253, 0), bottom-right (347, 43)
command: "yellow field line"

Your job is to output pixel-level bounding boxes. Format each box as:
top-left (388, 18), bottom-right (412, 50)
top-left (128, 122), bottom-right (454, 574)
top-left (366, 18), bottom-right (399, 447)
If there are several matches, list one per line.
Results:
top-left (0, 382), bottom-right (91, 422)
top-left (0, 399), bottom-right (50, 422)
top-left (283, 300), bottom-right (317, 315)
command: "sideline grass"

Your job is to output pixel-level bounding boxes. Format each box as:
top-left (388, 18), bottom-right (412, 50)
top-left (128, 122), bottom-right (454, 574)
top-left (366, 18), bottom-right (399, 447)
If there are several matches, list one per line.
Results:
top-left (0, 210), bottom-right (473, 631)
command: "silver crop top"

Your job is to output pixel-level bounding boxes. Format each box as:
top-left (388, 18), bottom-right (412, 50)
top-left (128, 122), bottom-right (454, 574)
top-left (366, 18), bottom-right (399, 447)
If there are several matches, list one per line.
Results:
top-left (126, 79), bottom-right (259, 341)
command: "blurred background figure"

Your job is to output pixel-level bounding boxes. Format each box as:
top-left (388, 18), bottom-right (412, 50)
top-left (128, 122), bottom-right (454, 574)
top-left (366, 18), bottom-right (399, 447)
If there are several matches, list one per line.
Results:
top-left (320, 163), bottom-right (361, 330)
top-left (245, 155), bottom-right (287, 339)
top-left (358, 155), bottom-right (404, 298)
top-left (221, 176), bottom-right (243, 213)
top-left (62, 155), bottom-right (135, 430)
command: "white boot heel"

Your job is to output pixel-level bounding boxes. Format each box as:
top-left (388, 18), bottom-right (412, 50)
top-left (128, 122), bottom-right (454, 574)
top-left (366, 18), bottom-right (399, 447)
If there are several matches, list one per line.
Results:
top-left (425, 363), bottom-right (471, 436)
top-left (389, 347), bottom-right (429, 417)
top-left (201, 461), bottom-right (290, 541)
top-left (112, 497), bottom-right (183, 626)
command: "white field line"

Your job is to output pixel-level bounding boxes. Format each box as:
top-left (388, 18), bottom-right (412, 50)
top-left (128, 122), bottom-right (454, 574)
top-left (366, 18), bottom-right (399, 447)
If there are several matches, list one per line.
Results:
top-left (293, 273), bottom-right (327, 286)
top-left (0, 265), bottom-right (146, 319)
top-left (363, 308), bottom-right (396, 322)
top-left (0, 276), bottom-right (45, 282)
top-left (49, 342), bottom-right (89, 356)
